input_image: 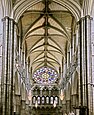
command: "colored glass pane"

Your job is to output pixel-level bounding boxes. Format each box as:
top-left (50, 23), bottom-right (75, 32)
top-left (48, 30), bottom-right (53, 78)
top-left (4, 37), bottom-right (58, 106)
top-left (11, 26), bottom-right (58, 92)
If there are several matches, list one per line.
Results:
top-left (33, 67), bottom-right (58, 84)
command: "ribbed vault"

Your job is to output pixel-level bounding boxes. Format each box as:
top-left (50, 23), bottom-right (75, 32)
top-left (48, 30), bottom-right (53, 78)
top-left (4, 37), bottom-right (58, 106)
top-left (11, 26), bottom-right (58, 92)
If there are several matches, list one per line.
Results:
top-left (15, 0), bottom-right (81, 84)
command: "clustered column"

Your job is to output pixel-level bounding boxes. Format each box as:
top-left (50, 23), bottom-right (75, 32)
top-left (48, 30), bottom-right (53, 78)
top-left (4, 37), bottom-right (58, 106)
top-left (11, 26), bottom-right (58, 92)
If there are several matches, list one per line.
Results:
top-left (1, 16), bottom-right (15, 115)
top-left (79, 15), bottom-right (93, 115)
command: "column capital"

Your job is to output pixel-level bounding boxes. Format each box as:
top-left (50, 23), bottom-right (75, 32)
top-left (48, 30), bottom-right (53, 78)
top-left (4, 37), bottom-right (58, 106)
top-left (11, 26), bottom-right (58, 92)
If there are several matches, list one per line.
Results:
top-left (77, 15), bottom-right (93, 25)
top-left (76, 15), bottom-right (93, 25)
top-left (2, 16), bottom-right (9, 21)
top-left (76, 17), bottom-right (85, 25)
top-left (2, 16), bottom-right (18, 25)
top-left (85, 15), bottom-right (93, 20)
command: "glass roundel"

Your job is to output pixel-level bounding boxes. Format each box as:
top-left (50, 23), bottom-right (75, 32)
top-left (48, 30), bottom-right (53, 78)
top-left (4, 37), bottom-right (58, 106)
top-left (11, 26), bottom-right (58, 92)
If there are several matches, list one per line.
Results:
top-left (33, 67), bottom-right (58, 84)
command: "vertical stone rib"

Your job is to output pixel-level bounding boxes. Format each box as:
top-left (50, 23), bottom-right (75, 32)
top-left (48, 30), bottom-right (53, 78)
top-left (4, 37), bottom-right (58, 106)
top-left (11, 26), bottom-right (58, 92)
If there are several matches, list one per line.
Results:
top-left (78, 16), bottom-right (93, 115)
top-left (77, 22), bottom-right (81, 106)
top-left (1, 16), bottom-right (9, 115)
top-left (81, 18), bottom-right (84, 106)
top-left (10, 19), bottom-right (14, 115)
top-left (1, 17), bottom-right (16, 115)
top-left (85, 15), bottom-right (93, 115)
top-left (13, 24), bottom-right (18, 114)
top-left (80, 17), bottom-right (87, 107)
top-left (79, 18), bottom-right (83, 106)
top-left (59, 66), bottom-right (61, 78)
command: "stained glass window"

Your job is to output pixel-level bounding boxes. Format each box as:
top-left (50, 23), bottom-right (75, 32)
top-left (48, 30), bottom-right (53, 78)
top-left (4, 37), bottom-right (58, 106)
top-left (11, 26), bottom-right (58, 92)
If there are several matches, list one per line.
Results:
top-left (33, 67), bottom-right (58, 84)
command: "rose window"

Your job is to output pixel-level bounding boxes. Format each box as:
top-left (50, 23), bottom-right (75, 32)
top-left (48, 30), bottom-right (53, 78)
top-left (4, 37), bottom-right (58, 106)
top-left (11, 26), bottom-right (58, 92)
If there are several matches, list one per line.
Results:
top-left (33, 67), bottom-right (58, 84)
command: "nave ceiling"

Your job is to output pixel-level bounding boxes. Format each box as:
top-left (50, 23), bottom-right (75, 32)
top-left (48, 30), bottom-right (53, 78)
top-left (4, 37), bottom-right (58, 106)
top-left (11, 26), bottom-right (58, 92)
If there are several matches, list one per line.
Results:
top-left (2, 0), bottom-right (82, 84)
top-left (12, 0), bottom-right (81, 83)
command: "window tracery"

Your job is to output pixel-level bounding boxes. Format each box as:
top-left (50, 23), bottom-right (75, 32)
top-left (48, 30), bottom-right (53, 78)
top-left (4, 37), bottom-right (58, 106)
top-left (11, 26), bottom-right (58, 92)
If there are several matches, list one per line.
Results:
top-left (33, 67), bottom-right (58, 84)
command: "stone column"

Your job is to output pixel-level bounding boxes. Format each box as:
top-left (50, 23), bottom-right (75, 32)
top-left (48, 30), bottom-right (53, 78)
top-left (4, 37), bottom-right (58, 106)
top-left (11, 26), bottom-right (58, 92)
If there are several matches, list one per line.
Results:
top-left (9, 18), bottom-right (15, 115)
top-left (65, 48), bottom-right (67, 83)
top-left (66, 100), bottom-right (71, 114)
top-left (15, 95), bottom-right (21, 115)
top-left (85, 15), bottom-right (93, 115)
top-left (13, 23), bottom-right (18, 115)
top-left (20, 100), bottom-right (26, 115)
top-left (71, 94), bottom-right (78, 113)
top-left (61, 56), bottom-right (64, 78)
top-left (1, 16), bottom-right (15, 115)
top-left (63, 58), bottom-right (66, 79)
top-left (62, 98), bottom-right (67, 114)
top-left (79, 17), bottom-right (85, 108)
top-left (79, 16), bottom-right (93, 115)
top-left (1, 16), bottom-right (9, 115)
top-left (30, 66), bottom-right (32, 80)
top-left (79, 17), bottom-right (87, 115)
top-left (28, 105), bottom-right (31, 115)
top-left (76, 20), bottom-right (81, 108)
top-left (25, 104), bottom-right (29, 115)
top-left (80, 16), bottom-right (88, 109)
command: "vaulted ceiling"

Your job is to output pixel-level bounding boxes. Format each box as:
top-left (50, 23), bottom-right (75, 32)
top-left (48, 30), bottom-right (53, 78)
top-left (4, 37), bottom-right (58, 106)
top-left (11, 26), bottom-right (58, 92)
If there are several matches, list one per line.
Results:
top-left (17, 0), bottom-right (80, 81)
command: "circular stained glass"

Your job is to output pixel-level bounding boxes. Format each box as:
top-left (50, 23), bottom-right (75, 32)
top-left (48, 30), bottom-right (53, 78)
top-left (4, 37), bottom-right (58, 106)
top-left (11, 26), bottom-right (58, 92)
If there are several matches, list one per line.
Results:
top-left (33, 67), bottom-right (58, 84)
